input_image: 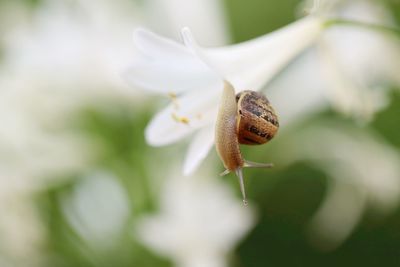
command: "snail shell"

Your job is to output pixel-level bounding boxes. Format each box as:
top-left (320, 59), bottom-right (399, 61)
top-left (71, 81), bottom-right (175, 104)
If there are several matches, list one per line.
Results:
top-left (215, 81), bottom-right (279, 204)
top-left (236, 90), bottom-right (279, 145)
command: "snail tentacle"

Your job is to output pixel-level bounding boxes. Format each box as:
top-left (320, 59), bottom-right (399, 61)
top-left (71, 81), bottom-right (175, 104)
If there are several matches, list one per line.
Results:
top-left (235, 168), bottom-right (248, 205)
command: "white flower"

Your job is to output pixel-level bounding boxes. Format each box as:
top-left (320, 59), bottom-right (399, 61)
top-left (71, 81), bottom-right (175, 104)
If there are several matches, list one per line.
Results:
top-left (135, 170), bottom-right (255, 267)
top-left (125, 16), bottom-right (324, 175)
top-left (124, 0), bottom-right (400, 176)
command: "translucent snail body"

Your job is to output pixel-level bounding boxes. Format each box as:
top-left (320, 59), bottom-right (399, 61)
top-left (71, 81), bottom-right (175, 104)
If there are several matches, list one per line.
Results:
top-left (215, 81), bottom-right (279, 204)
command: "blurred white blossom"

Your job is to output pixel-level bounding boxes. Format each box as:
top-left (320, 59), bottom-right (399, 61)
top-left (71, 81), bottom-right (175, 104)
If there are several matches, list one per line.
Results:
top-left (0, 0), bottom-right (143, 264)
top-left (143, 0), bottom-right (230, 46)
top-left (125, 0), bottom-right (400, 176)
top-left (0, 188), bottom-right (45, 266)
top-left (62, 171), bottom-right (130, 248)
top-left (276, 122), bottom-right (400, 250)
top-left (0, 80), bottom-right (89, 267)
top-left (2, 0), bottom-right (141, 99)
top-left (315, 0), bottom-right (400, 121)
top-left (136, 170), bottom-right (255, 267)
top-left (0, 0), bottom-right (149, 178)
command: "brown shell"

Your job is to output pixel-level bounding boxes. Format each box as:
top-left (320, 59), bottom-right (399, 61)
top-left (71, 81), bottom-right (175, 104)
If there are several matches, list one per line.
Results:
top-left (236, 90), bottom-right (279, 145)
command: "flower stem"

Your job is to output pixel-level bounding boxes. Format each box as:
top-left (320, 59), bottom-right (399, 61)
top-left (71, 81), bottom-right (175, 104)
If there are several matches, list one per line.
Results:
top-left (323, 19), bottom-right (400, 38)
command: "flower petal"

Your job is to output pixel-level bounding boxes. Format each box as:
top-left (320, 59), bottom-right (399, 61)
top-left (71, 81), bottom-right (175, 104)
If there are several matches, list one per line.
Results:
top-left (318, 34), bottom-right (391, 122)
top-left (205, 17), bottom-right (324, 90)
top-left (266, 48), bottom-right (328, 126)
top-left (145, 86), bottom-right (220, 146)
top-left (133, 28), bottom-right (194, 60)
top-left (308, 180), bottom-right (367, 251)
top-left (183, 125), bottom-right (215, 176)
top-left (123, 60), bottom-right (219, 94)
top-left (123, 28), bottom-right (219, 94)
top-left (181, 27), bottom-right (226, 80)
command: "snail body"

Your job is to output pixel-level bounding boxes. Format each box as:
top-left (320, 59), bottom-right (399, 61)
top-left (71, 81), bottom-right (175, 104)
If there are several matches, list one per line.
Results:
top-left (215, 81), bottom-right (279, 204)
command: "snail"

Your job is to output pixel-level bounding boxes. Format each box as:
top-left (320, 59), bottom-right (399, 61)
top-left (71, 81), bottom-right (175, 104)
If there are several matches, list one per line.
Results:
top-left (215, 81), bottom-right (279, 205)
